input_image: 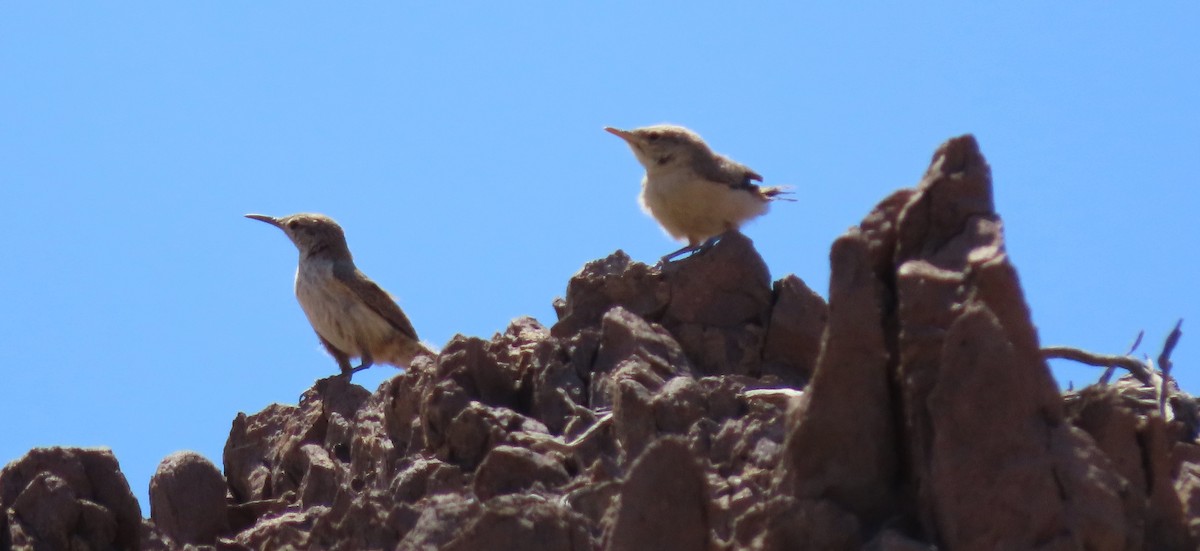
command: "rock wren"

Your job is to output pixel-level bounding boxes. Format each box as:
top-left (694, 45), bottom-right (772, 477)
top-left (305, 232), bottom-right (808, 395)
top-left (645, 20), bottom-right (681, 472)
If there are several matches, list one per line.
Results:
top-left (605, 124), bottom-right (792, 263)
top-left (245, 213), bottom-right (432, 378)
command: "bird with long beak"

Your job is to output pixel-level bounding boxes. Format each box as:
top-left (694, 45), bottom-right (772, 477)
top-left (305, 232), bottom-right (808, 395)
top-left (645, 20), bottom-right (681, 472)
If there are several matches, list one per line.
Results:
top-left (245, 213), bottom-right (433, 379)
top-left (605, 124), bottom-right (792, 263)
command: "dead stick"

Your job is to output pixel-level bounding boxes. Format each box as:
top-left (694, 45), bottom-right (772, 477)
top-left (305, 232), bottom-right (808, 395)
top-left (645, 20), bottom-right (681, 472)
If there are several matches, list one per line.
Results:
top-left (1041, 346), bottom-right (1155, 387)
top-left (1157, 319), bottom-right (1184, 377)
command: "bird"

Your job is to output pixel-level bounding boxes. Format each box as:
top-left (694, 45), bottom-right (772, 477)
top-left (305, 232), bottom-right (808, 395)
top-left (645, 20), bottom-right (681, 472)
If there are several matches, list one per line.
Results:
top-left (245, 213), bottom-right (433, 379)
top-left (605, 124), bottom-right (792, 263)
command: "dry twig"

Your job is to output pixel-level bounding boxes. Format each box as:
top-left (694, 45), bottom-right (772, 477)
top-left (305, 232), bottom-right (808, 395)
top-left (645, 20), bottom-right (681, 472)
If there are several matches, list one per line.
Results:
top-left (1100, 330), bottom-right (1144, 385)
top-left (1041, 346), bottom-right (1155, 387)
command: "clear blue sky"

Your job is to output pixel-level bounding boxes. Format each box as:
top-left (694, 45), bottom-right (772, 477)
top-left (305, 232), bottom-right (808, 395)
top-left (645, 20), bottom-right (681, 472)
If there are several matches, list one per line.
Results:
top-left (3, 4), bottom-right (1196, 510)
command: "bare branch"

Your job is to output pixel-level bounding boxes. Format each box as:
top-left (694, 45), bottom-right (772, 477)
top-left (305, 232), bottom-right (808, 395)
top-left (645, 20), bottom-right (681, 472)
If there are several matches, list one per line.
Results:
top-left (1041, 346), bottom-right (1155, 387)
top-left (1158, 319), bottom-right (1184, 378)
top-left (1126, 330), bottom-right (1145, 356)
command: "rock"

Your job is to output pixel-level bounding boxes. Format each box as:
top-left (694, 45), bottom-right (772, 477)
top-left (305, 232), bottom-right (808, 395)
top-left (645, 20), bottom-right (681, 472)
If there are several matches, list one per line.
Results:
top-left (233, 507), bottom-right (328, 550)
top-left (0, 447), bottom-right (142, 551)
top-left (396, 493), bottom-right (484, 549)
top-left (473, 446), bottom-right (570, 500)
top-left (652, 376), bottom-right (706, 434)
top-left (437, 335), bottom-right (522, 410)
top-left (223, 376), bottom-right (370, 505)
top-left (590, 306), bottom-right (692, 408)
top-left (530, 337), bottom-right (588, 435)
top-left (735, 496), bottom-right (862, 551)
top-left (6, 133), bottom-right (1194, 550)
top-left (552, 250), bottom-right (668, 338)
top-left (659, 232), bottom-right (774, 377)
top-left (391, 457), bottom-right (467, 504)
top-left (1176, 460), bottom-right (1200, 542)
top-left (863, 529), bottom-right (936, 550)
top-left (760, 274), bottom-right (828, 386)
top-left (612, 371), bottom-right (657, 461)
top-left (773, 230), bottom-right (899, 526)
top-left (148, 450), bottom-right (230, 546)
top-left (927, 304), bottom-right (1095, 549)
top-left (443, 494), bottom-right (592, 551)
top-left (606, 436), bottom-right (709, 551)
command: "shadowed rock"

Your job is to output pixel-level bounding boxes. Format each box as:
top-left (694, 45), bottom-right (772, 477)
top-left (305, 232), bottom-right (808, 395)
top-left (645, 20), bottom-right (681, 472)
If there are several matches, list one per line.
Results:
top-left (606, 436), bottom-right (709, 551)
top-left (760, 274), bottom-right (828, 385)
top-left (0, 447), bottom-right (142, 551)
top-left (659, 232), bottom-right (775, 376)
top-left (473, 446), bottom-right (570, 500)
top-left (773, 228), bottom-right (899, 528)
top-left (148, 451), bottom-right (229, 546)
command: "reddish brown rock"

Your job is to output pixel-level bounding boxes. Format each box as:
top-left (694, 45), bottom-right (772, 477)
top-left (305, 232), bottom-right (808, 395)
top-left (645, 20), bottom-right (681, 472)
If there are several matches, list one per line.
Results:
top-left (659, 231), bottom-right (774, 377)
top-left (773, 230), bottom-right (899, 527)
top-left (552, 250), bottom-right (668, 338)
top-left (473, 446), bottom-right (570, 500)
top-left (735, 496), bottom-right (862, 551)
top-left (148, 450), bottom-right (229, 546)
top-left (590, 306), bottom-right (693, 409)
top-left (223, 376), bottom-right (370, 505)
top-left (760, 274), bottom-right (828, 386)
top-left (0, 447), bottom-right (142, 551)
top-left (437, 334), bottom-right (522, 410)
top-left (443, 494), bottom-right (592, 551)
top-left (606, 436), bottom-right (709, 551)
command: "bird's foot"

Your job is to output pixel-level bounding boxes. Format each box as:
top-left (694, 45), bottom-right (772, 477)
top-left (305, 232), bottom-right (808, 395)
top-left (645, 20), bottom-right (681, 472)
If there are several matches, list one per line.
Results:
top-left (658, 244), bottom-right (702, 266)
top-left (340, 358), bottom-right (374, 380)
top-left (657, 234), bottom-right (727, 267)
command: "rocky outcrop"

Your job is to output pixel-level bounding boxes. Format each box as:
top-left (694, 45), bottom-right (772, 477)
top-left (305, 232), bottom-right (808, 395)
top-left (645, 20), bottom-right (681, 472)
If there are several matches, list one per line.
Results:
top-left (0, 447), bottom-right (142, 551)
top-left (1, 135), bottom-right (1195, 550)
top-left (148, 451), bottom-right (229, 546)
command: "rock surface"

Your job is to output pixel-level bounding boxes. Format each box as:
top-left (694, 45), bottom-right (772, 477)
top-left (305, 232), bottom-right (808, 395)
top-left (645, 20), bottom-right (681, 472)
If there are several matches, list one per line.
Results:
top-left (148, 451), bottom-right (230, 546)
top-left (2, 134), bottom-right (1196, 550)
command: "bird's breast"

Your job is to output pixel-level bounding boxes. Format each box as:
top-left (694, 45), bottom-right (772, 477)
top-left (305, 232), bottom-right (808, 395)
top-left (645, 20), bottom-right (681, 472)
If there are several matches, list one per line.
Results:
top-left (639, 171), bottom-right (770, 243)
top-left (293, 260), bottom-right (396, 356)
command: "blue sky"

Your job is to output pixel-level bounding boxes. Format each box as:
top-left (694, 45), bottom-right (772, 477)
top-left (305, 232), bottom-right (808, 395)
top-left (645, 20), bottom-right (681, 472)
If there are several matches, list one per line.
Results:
top-left (2, 4), bottom-right (1196, 510)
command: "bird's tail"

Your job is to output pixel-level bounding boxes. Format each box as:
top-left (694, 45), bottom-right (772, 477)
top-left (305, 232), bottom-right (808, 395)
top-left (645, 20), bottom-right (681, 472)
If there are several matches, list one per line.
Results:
top-left (760, 185), bottom-right (797, 202)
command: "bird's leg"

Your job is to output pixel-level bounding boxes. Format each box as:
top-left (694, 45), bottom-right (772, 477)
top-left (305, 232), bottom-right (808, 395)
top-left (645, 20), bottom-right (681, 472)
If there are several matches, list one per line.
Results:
top-left (321, 336), bottom-right (358, 378)
top-left (659, 242), bottom-right (703, 265)
top-left (350, 350), bottom-right (375, 376)
top-left (696, 233), bottom-right (724, 253)
top-left (658, 232), bottom-right (731, 265)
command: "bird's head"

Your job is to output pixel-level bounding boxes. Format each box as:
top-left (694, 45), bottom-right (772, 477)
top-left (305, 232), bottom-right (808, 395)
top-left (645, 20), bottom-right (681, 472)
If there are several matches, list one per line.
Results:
top-left (245, 212), bottom-right (352, 259)
top-left (604, 124), bottom-right (711, 173)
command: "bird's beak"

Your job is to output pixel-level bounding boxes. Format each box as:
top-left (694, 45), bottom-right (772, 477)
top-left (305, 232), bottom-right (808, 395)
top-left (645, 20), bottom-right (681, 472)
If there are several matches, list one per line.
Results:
top-left (604, 127), bottom-right (635, 143)
top-left (244, 214), bottom-right (282, 229)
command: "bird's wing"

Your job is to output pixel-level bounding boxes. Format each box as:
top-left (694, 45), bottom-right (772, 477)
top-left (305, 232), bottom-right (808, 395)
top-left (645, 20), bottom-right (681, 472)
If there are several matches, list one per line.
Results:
top-left (695, 154), bottom-right (771, 195)
top-left (332, 263), bottom-right (420, 341)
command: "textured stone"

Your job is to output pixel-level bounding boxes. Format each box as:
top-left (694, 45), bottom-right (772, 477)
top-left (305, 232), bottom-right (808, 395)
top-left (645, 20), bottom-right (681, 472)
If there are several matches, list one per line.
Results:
top-left (0, 447), bottom-right (141, 551)
top-left (760, 274), bottom-right (828, 385)
top-left (473, 446), bottom-right (570, 500)
top-left (148, 451), bottom-right (230, 546)
top-left (607, 437), bottom-right (708, 551)
top-left (773, 231), bottom-right (898, 525)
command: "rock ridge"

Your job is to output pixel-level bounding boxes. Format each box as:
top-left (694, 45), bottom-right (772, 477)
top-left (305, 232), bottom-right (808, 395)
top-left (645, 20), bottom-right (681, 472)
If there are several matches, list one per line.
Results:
top-left (2, 135), bottom-right (1196, 551)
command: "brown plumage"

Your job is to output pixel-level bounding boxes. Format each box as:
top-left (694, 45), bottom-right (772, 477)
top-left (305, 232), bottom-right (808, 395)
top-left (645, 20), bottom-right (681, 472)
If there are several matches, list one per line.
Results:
top-left (605, 124), bottom-right (792, 262)
top-left (245, 213), bottom-right (433, 378)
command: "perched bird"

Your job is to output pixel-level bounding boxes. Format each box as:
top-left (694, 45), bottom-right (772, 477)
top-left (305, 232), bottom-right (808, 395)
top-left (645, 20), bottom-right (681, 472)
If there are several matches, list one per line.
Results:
top-left (605, 124), bottom-right (792, 263)
top-left (245, 213), bottom-right (432, 378)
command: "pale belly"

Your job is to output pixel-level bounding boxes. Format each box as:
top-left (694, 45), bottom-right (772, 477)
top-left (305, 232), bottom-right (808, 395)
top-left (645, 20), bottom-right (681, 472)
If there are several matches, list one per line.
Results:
top-left (294, 265), bottom-right (397, 357)
top-left (639, 174), bottom-right (769, 245)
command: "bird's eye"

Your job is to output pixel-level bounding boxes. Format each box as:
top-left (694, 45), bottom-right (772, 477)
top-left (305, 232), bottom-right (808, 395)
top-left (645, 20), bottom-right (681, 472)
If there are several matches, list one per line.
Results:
top-left (646, 132), bottom-right (660, 142)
